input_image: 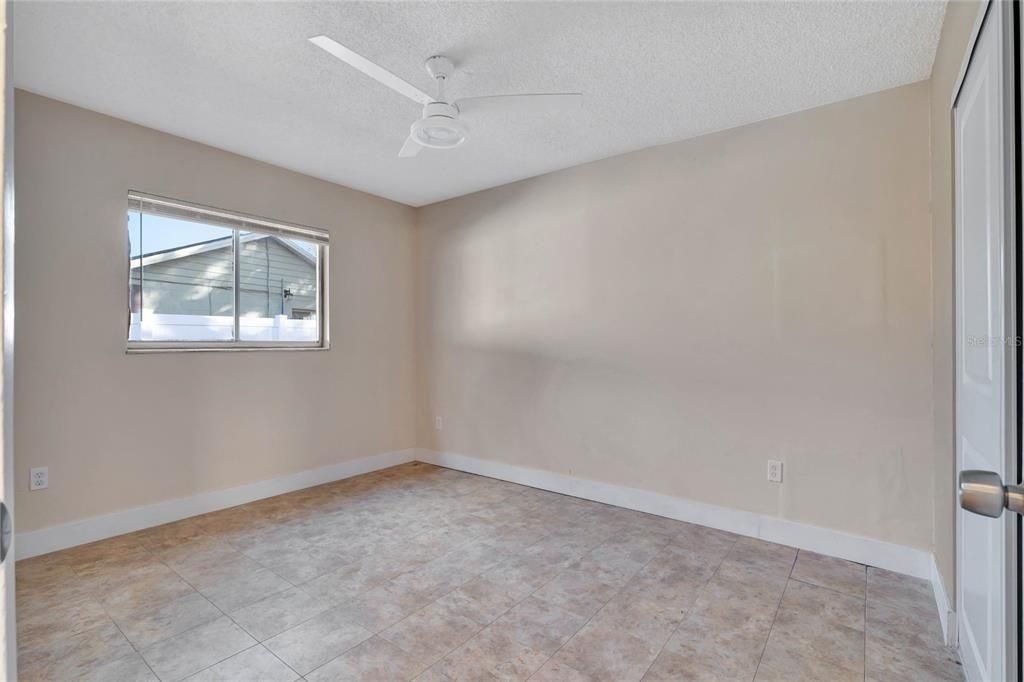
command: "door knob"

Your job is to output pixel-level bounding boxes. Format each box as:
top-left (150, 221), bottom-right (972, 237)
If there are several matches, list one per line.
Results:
top-left (959, 469), bottom-right (1024, 518)
top-left (0, 501), bottom-right (10, 564)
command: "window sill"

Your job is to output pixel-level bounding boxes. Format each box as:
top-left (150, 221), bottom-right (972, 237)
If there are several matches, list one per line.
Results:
top-left (126, 343), bottom-right (328, 354)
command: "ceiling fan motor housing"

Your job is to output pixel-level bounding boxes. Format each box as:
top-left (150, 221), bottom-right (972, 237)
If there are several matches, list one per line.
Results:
top-left (412, 101), bottom-right (467, 149)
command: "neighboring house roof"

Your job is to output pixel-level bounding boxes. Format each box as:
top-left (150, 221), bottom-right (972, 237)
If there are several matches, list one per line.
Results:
top-left (130, 233), bottom-right (315, 269)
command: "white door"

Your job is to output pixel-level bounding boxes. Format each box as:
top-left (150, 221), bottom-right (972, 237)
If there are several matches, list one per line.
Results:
top-left (955, 3), bottom-right (1016, 681)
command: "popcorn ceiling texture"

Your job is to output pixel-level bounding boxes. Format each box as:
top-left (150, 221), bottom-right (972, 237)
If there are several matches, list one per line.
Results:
top-left (14, 1), bottom-right (944, 206)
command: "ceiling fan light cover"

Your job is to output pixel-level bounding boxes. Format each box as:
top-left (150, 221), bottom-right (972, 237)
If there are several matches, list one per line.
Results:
top-left (411, 115), bottom-right (468, 149)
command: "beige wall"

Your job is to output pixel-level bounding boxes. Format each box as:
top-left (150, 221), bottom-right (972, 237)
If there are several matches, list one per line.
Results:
top-left (416, 82), bottom-right (935, 550)
top-left (14, 91), bottom-right (418, 532)
top-left (14, 55), bottom-right (961, 562)
top-left (929, 0), bottom-right (986, 598)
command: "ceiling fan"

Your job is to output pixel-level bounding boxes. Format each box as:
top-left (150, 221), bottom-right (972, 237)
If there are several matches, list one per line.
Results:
top-left (309, 35), bottom-right (582, 158)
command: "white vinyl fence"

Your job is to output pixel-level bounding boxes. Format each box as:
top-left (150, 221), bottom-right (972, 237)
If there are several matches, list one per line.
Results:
top-left (129, 312), bottom-right (317, 342)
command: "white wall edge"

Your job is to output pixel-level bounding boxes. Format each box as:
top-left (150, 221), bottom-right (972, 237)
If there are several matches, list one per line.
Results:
top-left (931, 553), bottom-right (957, 647)
top-left (416, 449), bottom-right (934, 580)
top-left (14, 448), bottom-right (416, 560)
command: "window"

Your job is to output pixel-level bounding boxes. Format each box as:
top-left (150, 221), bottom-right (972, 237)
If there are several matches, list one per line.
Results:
top-left (127, 192), bottom-right (329, 351)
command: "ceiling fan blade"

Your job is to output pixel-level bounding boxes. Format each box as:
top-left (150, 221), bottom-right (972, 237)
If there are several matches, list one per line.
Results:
top-left (455, 93), bottom-right (582, 116)
top-left (398, 136), bottom-right (422, 158)
top-left (309, 35), bottom-right (432, 106)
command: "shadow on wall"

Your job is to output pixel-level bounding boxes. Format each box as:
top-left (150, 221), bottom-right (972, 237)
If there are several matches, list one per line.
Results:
top-left (417, 91), bottom-right (933, 546)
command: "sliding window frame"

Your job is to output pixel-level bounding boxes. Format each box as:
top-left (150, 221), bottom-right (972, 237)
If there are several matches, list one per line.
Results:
top-left (126, 191), bottom-right (330, 353)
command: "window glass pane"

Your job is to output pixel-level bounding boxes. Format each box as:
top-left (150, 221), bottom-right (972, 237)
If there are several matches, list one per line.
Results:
top-left (128, 210), bottom-right (235, 341)
top-left (237, 231), bottom-right (319, 343)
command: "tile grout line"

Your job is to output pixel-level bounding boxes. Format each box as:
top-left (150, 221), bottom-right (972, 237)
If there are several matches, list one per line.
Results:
top-left (522, 528), bottom-right (689, 681)
top-left (373, 508), bottom-right (624, 679)
top-left (635, 536), bottom-right (741, 681)
top-left (292, 485), bottom-right (551, 679)
top-left (47, 541), bottom-right (166, 680)
top-left (787, 574), bottom-right (867, 601)
top-left (17, 464), bottom-right (951, 682)
top-left (750, 550), bottom-right (800, 681)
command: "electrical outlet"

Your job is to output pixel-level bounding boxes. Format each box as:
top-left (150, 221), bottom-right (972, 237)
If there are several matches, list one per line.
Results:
top-left (767, 460), bottom-right (783, 483)
top-left (434, 416), bottom-right (443, 431)
top-left (30, 467), bottom-right (48, 491)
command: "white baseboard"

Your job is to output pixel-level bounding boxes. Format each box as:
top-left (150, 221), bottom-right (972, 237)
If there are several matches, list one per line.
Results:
top-left (14, 448), bottom-right (416, 560)
top-left (416, 449), bottom-right (934, 580)
top-left (930, 554), bottom-right (957, 647)
top-left (14, 445), bottom-right (941, 593)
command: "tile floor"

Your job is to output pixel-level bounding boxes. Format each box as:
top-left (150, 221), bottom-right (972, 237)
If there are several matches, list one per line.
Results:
top-left (15, 462), bottom-right (963, 681)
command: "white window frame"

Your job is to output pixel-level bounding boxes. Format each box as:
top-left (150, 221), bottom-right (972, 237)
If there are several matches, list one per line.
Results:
top-left (126, 191), bottom-right (330, 353)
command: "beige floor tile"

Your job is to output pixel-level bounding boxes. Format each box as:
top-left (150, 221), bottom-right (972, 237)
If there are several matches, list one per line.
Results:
top-left (15, 554), bottom-right (78, 590)
top-left (301, 558), bottom-right (399, 604)
top-left (186, 645), bottom-right (299, 682)
top-left (449, 575), bottom-right (522, 619)
top-left (197, 565), bottom-right (293, 613)
top-left (618, 551), bottom-right (714, 610)
top-left (258, 545), bottom-right (348, 585)
top-left (15, 463), bottom-right (956, 682)
top-left (97, 562), bottom-right (197, 614)
top-left (758, 580), bottom-right (865, 678)
top-left (62, 534), bottom-right (154, 572)
top-left (79, 651), bottom-right (159, 682)
top-left (158, 541), bottom-right (241, 578)
top-left (587, 594), bottom-right (684, 647)
top-left (137, 518), bottom-right (214, 554)
top-left (531, 568), bottom-right (623, 618)
top-left (644, 648), bottom-right (747, 682)
top-left (866, 635), bottom-right (963, 682)
top-left (645, 571), bottom-right (779, 682)
top-left (230, 528), bottom-right (312, 561)
top-left (479, 556), bottom-right (560, 600)
top-left (111, 591), bottom-right (222, 649)
top-left (671, 523), bottom-right (739, 563)
top-left (791, 550), bottom-right (866, 599)
top-left (488, 596), bottom-right (587, 656)
top-left (414, 665), bottom-right (457, 681)
top-left (19, 620), bottom-right (135, 681)
top-left (379, 598), bottom-right (484, 664)
top-left (865, 601), bottom-right (963, 681)
top-left (305, 636), bottom-right (427, 682)
top-left (331, 583), bottom-right (433, 633)
top-left (555, 621), bottom-right (663, 682)
top-left (866, 600), bottom-right (944, 652)
top-left (16, 591), bottom-right (111, 648)
top-left (723, 537), bottom-right (797, 578)
top-left (436, 626), bottom-right (550, 681)
top-left (867, 566), bottom-right (936, 617)
top-left (263, 606), bottom-right (374, 675)
top-left (140, 616), bottom-right (256, 682)
top-left (388, 560), bottom-right (477, 601)
top-left (709, 559), bottom-right (790, 605)
top-left (756, 645), bottom-right (863, 681)
top-left (230, 586), bottom-right (332, 641)
top-left (434, 586), bottom-right (516, 626)
top-left (530, 659), bottom-right (595, 681)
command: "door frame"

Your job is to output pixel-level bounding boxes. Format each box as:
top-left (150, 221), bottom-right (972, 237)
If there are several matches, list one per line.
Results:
top-left (1, 0), bottom-right (13, 678)
top-left (953, 1), bottom-right (1022, 680)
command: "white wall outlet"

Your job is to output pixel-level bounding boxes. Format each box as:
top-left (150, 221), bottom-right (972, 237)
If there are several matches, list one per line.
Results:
top-left (767, 460), bottom-right (783, 483)
top-left (30, 467), bottom-right (48, 491)
top-left (434, 416), bottom-right (443, 431)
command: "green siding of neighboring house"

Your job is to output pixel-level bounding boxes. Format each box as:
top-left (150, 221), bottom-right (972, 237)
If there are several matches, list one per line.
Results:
top-left (131, 237), bottom-right (317, 317)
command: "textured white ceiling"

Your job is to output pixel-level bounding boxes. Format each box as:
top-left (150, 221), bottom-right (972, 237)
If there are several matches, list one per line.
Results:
top-left (14, 1), bottom-right (945, 206)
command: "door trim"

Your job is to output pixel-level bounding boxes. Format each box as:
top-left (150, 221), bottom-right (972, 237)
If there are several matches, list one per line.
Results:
top-left (953, 1), bottom-right (1022, 679)
top-left (1, 0), bottom-right (14, 678)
